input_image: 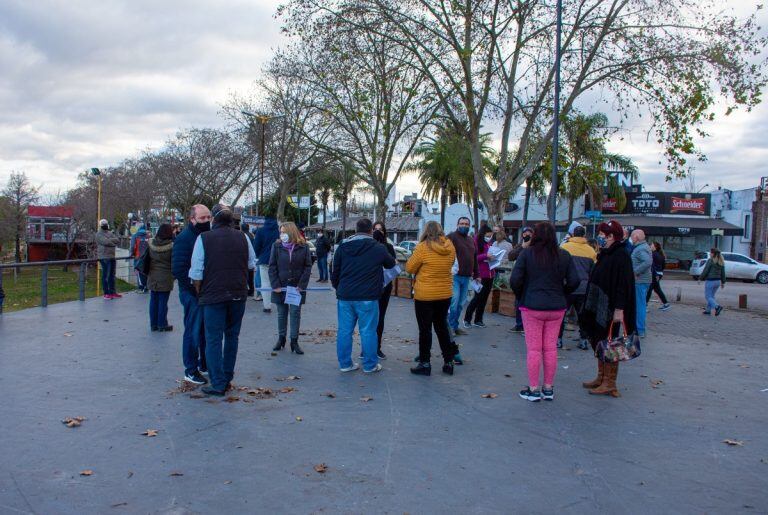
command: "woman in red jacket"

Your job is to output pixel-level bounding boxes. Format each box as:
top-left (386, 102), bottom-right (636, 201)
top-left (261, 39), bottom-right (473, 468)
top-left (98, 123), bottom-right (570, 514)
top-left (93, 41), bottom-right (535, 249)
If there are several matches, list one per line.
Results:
top-left (463, 225), bottom-right (495, 328)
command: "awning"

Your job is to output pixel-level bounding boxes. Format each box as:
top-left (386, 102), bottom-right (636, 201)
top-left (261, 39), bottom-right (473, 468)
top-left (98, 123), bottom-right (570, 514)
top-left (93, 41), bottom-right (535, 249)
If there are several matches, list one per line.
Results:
top-left (584, 215), bottom-right (742, 236)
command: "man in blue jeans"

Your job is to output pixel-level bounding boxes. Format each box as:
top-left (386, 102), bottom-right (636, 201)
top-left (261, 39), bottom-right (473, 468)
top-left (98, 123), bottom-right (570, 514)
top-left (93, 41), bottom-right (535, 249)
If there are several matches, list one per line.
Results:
top-left (630, 229), bottom-right (653, 337)
top-left (331, 218), bottom-right (397, 373)
top-left (190, 204), bottom-right (257, 396)
top-left (172, 204), bottom-right (212, 385)
top-left (445, 217), bottom-right (477, 365)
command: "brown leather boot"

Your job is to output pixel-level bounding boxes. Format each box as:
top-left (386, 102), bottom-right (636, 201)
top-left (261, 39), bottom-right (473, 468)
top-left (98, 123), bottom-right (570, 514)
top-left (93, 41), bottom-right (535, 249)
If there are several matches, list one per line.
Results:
top-left (582, 359), bottom-right (604, 389)
top-left (589, 362), bottom-right (621, 397)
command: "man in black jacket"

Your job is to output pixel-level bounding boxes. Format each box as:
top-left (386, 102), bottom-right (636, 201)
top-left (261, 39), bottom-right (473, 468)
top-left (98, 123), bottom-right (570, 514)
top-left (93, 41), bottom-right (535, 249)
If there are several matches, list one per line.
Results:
top-left (172, 204), bottom-right (211, 385)
top-left (189, 204), bottom-right (257, 396)
top-left (331, 218), bottom-right (397, 374)
top-left (315, 231), bottom-right (332, 282)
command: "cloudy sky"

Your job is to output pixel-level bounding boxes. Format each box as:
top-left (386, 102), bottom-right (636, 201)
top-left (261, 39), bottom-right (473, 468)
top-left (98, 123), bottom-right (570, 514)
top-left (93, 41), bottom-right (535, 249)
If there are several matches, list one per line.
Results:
top-left (1, 0), bottom-right (766, 201)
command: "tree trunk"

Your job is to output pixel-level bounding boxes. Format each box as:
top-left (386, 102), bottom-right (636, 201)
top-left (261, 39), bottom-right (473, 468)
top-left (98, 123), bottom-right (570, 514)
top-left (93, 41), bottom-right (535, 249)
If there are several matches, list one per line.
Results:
top-left (522, 178), bottom-right (531, 230)
top-left (567, 197), bottom-right (575, 227)
top-left (440, 184), bottom-right (447, 228)
top-left (322, 202), bottom-right (327, 231)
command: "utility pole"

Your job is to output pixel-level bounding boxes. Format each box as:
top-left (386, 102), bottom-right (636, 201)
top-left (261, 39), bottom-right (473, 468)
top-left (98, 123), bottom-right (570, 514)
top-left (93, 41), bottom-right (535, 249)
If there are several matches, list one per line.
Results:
top-left (548, 0), bottom-right (563, 224)
top-left (91, 168), bottom-right (102, 296)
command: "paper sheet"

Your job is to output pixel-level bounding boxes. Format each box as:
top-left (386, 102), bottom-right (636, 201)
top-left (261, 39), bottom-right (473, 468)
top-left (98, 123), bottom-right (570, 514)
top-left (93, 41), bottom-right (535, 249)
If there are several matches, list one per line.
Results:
top-left (471, 280), bottom-right (482, 293)
top-left (451, 258), bottom-right (459, 275)
top-left (383, 265), bottom-right (402, 287)
top-left (284, 286), bottom-right (302, 306)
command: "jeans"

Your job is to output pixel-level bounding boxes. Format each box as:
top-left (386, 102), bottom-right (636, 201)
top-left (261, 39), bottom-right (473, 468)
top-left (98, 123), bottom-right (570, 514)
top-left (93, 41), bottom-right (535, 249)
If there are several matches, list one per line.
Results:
top-left (254, 266), bottom-right (262, 296)
top-left (336, 300), bottom-right (379, 371)
top-left (203, 300), bottom-right (247, 391)
top-left (448, 275), bottom-right (471, 330)
top-left (317, 255), bottom-right (329, 281)
top-left (647, 274), bottom-right (668, 304)
top-left (559, 294), bottom-right (586, 339)
top-left (100, 258), bottom-right (116, 295)
top-left (635, 283), bottom-right (650, 335)
top-left (133, 260), bottom-right (147, 290)
top-left (259, 265), bottom-right (271, 310)
top-left (149, 290), bottom-right (170, 329)
top-left (415, 298), bottom-right (454, 363)
top-left (704, 280), bottom-right (721, 312)
top-left (179, 288), bottom-right (206, 375)
top-left (377, 285), bottom-right (392, 349)
top-left (521, 309), bottom-right (565, 388)
top-left (277, 303), bottom-right (302, 340)
top-left (464, 277), bottom-right (493, 324)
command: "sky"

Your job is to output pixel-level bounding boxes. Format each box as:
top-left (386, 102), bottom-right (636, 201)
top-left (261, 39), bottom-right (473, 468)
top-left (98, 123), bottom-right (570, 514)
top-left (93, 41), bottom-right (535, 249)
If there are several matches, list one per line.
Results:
top-left (0, 0), bottom-right (766, 203)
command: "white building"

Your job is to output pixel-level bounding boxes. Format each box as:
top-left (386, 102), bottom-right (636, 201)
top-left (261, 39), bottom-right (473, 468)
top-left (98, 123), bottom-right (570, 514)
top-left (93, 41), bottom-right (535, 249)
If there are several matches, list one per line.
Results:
top-left (710, 187), bottom-right (756, 256)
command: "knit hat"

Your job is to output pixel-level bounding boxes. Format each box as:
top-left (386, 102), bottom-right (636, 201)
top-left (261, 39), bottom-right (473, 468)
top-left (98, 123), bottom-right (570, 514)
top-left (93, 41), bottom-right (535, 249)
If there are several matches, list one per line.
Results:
top-left (99, 219), bottom-right (108, 226)
top-left (568, 220), bottom-right (583, 235)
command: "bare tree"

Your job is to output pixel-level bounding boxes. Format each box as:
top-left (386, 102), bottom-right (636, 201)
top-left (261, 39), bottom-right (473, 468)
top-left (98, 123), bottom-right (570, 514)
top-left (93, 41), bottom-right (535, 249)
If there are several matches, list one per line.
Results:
top-left (2, 172), bottom-right (39, 264)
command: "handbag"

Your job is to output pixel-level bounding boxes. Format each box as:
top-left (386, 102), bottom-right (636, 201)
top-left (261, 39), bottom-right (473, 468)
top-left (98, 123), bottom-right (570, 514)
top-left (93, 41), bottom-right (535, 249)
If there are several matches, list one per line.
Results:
top-left (134, 246), bottom-right (151, 275)
top-left (596, 321), bottom-right (641, 363)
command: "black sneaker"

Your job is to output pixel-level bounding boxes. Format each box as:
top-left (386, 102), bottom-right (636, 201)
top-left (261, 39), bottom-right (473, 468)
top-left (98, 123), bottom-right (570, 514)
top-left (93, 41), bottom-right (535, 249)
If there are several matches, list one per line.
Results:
top-left (377, 350), bottom-right (387, 360)
top-left (715, 306), bottom-right (723, 316)
top-left (512, 326), bottom-right (524, 333)
top-left (410, 362), bottom-right (431, 376)
top-left (185, 370), bottom-right (208, 385)
top-left (472, 321), bottom-right (486, 328)
top-left (542, 388), bottom-right (554, 401)
top-left (557, 338), bottom-right (563, 349)
top-left (201, 386), bottom-right (225, 397)
top-left (578, 339), bottom-right (589, 350)
top-left (263, 308), bottom-right (272, 313)
top-left (519, 387), bottom-right (542, 402)
top-left (442, 361), bottom-right (454, 375)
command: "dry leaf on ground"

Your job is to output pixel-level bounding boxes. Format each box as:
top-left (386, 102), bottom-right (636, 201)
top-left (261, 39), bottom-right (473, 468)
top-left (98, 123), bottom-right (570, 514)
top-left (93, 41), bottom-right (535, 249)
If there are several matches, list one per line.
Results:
top-left (275, 375), bottom-right (301, 382)
top-left (650, 379), bottom-right (664, 389)
top-left (80, 470), bottom-right (93, 476)
top-left (481, 393), bottom-right (499, 399)
top-left (62, 416), bottom-right (86, 428)
top-left (279, 387), bottom-right (297, 394)
top-left (63, 332), bottom-right (73, 337)
top-left (360, 396), bottom-right (373, 402)
top-left (224, 396), bottom-right (241, 403)
top-left (723, 439), bottom-right (744, 446)
top-left (169, 471), bottom-right (184, 477)
top-left (324, 392), bottom-right (336, 398)
top-left (141, 429), bottom-right (159, 437)
top-left (314, 463), bottom-right (328, 474)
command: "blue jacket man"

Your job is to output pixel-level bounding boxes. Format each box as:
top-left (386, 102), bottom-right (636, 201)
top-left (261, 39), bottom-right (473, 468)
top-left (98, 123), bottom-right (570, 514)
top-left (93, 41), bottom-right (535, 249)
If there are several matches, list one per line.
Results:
top-left (331, 218), bottom-right (397, 374)
top-left (253, 217), bottom-right (280, 312)
top-left (171, 204), bottom-right (211, 385)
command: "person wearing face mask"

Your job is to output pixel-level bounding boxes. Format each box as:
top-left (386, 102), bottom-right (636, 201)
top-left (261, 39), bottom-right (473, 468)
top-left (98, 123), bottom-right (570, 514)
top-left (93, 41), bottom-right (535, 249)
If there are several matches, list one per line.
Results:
top-left (172, 204), bottom-right (212, 385)
top-left (147, 223), bottom-right (175, 332)
top-left (268, 222), bottom-right (313, 354)
top-left (189, 204), bottom-right (257, 396)
top-left (580, 220), bottom-right (637, 398)
top-left (447, 217), bottom-right (478, 360)
top-left (95, 219), bottom-right (121, 299)
top-left (509, 226), bottom-right (533, 333)
top-left (462, 225), bottom-right (495, 329)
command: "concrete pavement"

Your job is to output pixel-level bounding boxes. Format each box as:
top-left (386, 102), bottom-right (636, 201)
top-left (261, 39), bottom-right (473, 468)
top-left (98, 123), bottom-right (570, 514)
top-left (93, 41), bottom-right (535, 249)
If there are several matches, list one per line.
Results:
top-left (0, 284), bottom-right (766, 514)
top-left (657, 276), bottom-right (768, 313)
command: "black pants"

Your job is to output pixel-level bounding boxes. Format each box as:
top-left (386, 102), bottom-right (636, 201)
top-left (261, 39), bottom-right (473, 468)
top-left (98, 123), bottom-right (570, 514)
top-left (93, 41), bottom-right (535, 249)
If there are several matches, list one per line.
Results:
top-left (464, 278), bottom-right (493, 324)
top-left (377, 284), bottom-right (392, 349)
top-left (559, 294), bottom-right (586, 338)
top-left (415, 298), bottom-right (454, 363)
top-left (646, 274), bottom-right (668, 304)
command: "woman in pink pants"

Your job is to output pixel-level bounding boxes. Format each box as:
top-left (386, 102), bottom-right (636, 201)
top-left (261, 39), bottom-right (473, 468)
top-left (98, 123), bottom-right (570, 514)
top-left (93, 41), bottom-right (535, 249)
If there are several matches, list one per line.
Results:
top-left (510, 222), bottom-right (580, 402)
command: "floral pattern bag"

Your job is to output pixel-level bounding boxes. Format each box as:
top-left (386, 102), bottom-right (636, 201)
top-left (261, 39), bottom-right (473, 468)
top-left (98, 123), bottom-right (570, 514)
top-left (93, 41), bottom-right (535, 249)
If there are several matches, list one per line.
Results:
top-left (596, 321), bottom-right (641, 363)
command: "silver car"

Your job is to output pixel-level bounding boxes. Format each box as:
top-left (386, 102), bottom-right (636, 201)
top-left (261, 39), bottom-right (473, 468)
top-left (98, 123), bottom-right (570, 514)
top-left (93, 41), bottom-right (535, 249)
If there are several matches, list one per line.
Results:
top-left (689, 252), bottom-right (768, 284)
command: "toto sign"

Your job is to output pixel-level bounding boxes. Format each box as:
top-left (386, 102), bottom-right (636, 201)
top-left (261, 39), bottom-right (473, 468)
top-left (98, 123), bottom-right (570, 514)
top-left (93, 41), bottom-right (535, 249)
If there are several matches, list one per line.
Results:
top-left (601, 192), bottom-right (711, 216)
top-left (630, 192), bottom-right (663, 214)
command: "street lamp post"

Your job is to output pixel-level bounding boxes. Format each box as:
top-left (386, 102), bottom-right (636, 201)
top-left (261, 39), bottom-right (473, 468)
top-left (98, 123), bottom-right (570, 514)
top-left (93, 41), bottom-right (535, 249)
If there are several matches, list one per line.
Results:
top-left (549, 0), bottom-right (563, 224)
top-left (91, 167), bottom-right (102, 296)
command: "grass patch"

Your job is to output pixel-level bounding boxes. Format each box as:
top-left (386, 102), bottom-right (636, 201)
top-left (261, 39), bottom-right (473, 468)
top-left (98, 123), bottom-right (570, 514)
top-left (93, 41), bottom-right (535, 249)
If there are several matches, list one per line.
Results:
top-left (1, 266), bottom-right (134, 313)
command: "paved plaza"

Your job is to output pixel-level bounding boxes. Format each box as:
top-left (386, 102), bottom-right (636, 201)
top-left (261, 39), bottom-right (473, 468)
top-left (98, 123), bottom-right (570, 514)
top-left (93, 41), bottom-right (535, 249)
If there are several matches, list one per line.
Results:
top-left (1, 282), bottom-right (767, 514)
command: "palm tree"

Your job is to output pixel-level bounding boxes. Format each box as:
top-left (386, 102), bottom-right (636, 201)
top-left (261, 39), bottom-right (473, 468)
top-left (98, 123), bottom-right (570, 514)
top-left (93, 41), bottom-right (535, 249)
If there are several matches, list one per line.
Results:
top-left (408, 122), bottom-right (495, 227)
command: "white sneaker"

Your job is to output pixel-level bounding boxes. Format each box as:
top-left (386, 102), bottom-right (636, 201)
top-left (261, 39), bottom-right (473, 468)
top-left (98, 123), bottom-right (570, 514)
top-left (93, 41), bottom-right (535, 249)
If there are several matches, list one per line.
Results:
top-left (340, 363), bottom-right (360, 373)
top-left (363, 363), bottom-right (383, 374)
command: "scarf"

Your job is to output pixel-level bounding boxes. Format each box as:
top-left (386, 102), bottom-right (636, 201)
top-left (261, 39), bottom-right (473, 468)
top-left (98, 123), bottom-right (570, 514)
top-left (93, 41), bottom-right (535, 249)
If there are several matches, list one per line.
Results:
top-left (282, 241), bottom-right (295, 260)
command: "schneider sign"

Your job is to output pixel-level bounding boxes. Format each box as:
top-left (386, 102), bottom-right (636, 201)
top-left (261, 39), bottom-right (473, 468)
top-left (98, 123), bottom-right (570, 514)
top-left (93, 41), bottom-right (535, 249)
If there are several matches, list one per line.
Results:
top-left (602, 192), bottom-right (711, 216)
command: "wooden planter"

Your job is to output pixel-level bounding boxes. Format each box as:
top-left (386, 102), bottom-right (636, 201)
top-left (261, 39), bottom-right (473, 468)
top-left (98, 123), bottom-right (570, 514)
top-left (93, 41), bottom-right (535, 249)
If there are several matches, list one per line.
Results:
top-left (498, 289), bottom-right (517, 317)
top-left (396, 277), bottom-right (413, 299)
top-left (389, 277), bottom-right (398, 297)
top-left (484, 288), bottom-right (500, 314)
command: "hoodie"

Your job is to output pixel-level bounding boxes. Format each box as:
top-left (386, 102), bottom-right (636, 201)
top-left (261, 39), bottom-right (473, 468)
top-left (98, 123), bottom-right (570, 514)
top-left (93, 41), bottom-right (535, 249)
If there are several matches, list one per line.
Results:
top-left (331, 234), bottom-right (397, 301)
top-left (253, 218), bottom-right (280, 265)
top-left (405, 237), bottom-right (457, 301)
top-left (631, 240), bottom-right (652, 284)
top-left (130, 226), bottom-right (149, 259)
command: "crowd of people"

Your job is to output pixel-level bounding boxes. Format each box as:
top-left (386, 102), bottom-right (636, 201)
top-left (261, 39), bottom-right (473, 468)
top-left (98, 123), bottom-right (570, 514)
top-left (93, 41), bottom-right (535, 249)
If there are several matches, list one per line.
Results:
top-left (112, 203), bottom-right (735, 401)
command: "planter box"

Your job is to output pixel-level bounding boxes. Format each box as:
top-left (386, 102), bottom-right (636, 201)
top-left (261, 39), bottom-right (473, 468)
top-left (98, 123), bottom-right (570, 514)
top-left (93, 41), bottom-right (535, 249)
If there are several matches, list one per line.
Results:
top-left (396, 277), bottom-right (413, 299)
top-left (498, 289), bottom-right (517, 317)
top-left (484, 288), bottom-right (500, 314)
top-left (390, 278), bottom-right (398, 297)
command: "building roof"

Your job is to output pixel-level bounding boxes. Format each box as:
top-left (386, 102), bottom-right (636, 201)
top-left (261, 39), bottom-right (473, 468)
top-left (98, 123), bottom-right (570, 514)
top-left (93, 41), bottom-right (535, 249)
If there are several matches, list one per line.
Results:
top-left (28, 205), bottom-right (73, 218)
top-left (580, 215), bottom-right (743, 236)
top-left (309, 215), bottom-right (421, 232)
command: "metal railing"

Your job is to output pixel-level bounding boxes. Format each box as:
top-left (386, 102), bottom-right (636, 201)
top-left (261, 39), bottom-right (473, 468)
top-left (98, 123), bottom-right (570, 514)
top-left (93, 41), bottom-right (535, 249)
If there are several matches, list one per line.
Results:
top-left (0, 256), bottom-right (134, 311)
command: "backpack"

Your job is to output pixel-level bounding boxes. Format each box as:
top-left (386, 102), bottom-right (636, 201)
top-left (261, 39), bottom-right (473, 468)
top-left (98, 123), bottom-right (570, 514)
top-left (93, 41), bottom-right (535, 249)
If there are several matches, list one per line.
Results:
top-left (134, 246), bottom-right (151, 275)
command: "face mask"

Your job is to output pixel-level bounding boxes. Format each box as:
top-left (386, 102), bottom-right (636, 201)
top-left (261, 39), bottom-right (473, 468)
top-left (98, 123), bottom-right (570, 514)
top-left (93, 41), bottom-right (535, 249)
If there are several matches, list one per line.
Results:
top-left (522, 235), bottom-right (531, 243)
top-left (597, 236), bottom-right (607, 248)
top-left (484, 236), bottom-right (492, 243)
top-left (196, 221), bottom-right (211, 233)
top-left (101, 225), bottom-right (109, 230)
top-left (280, 233), bottom-right (290, 243)
top-left (457, 226), bottom-right (469, 235)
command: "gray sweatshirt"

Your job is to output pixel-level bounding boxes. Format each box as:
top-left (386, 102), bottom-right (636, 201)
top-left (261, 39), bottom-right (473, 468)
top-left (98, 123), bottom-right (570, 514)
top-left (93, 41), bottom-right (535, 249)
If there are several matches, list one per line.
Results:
top-left (95, 229), bottom-right (120, 259)
top-left (631, 241), bottom-right (652, 285)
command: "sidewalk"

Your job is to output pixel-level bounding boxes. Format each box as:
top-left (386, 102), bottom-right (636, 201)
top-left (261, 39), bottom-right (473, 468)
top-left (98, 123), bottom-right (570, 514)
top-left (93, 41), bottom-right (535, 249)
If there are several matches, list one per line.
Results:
top-left (0, 285), bottom-right (766, 514)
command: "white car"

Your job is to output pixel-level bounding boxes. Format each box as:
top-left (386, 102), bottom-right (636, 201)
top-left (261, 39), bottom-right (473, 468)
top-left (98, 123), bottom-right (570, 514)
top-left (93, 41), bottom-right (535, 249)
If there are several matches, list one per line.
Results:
top-left (689, 252), bottom-right (768, 284)
top-left (398, 240), bottom-right (418, 253)
top-left (393, 246), bottom-right (411, 262)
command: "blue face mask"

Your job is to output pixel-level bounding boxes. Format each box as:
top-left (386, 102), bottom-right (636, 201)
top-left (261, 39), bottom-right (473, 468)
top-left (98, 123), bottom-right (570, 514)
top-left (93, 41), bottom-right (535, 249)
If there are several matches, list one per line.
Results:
top-left (457, 226), bottom-right (470, 235)
top-left (597, 235), bottom-right (607, 248)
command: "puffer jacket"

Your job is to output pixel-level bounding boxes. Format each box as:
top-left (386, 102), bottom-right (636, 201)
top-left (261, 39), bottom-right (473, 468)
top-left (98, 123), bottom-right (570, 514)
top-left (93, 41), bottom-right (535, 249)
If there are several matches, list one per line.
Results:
top-left (405, 237), bottom-right (456, 301)
top-left (631, 241), bottom-right (653, 285)
top-left (147, 237), bottom-right (174, 292)
top-left (561, 236), bottom-right (597, 295)
top-left (95, 229), bottom-right (120, 259)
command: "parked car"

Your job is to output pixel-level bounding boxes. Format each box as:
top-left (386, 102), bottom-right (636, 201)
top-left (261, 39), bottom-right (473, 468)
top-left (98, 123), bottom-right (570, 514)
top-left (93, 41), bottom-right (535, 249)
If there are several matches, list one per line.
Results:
top-left (398, 240), bottom-right (418, 253)
top-left (393, 246), bottom-right (411, 262)
top-left (306, 240), bottom-right (317, 263)
top-left (689, 252), bottom-right (768, 284)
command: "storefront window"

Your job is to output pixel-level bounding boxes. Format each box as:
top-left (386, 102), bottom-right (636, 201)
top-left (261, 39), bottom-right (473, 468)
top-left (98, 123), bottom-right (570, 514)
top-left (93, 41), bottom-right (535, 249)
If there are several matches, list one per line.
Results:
top-left (661, 235), bottom-right (712, 262)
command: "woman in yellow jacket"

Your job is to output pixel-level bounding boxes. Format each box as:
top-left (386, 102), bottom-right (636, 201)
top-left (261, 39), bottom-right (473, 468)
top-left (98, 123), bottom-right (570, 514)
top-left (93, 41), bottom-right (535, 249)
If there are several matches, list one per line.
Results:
top-left (405, 221), bottom-right (458, 376)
